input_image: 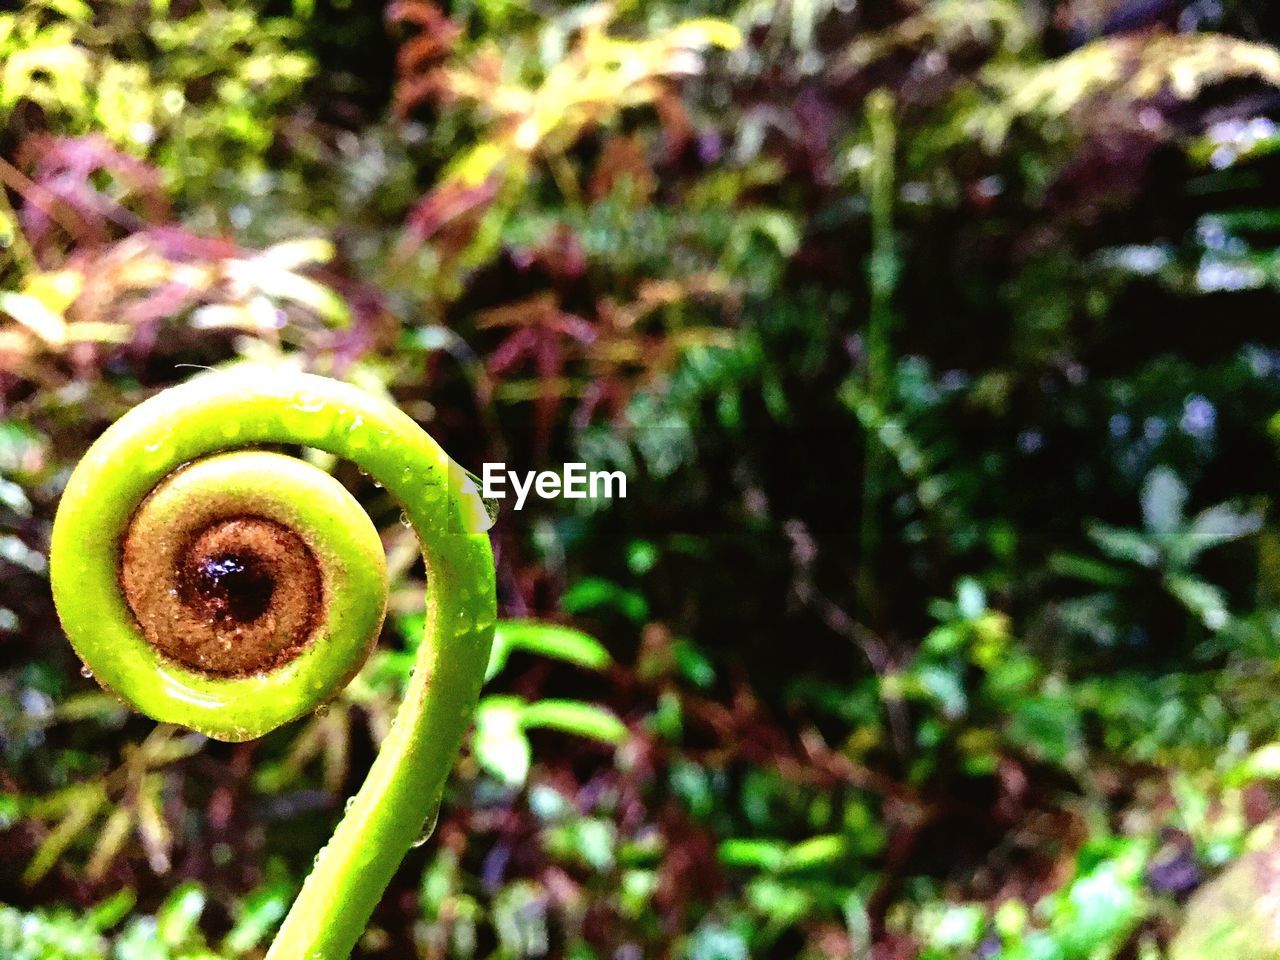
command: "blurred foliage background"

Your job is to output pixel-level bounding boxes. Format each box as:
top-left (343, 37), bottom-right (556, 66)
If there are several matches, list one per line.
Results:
top-left (9, 0), bottom-right (1280, 957)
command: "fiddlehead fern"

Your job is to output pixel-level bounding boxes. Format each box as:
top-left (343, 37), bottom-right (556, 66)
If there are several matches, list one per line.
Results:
top-left (48, 368), bottom-right (497, 960)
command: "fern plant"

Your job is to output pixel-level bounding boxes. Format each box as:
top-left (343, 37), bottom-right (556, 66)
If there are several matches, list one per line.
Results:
top-left (49, 368), bottom-right (497, 959)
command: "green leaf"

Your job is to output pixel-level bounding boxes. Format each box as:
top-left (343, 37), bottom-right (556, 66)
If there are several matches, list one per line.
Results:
top-left (1188, 503), bottom-right (1263, 553)
top-left (673, 639), bottom-right (716, 689)
top-left (543, 817), bottom-right (617, 872)
top-left (486, 620), bottom-right (611, 681)
top-left (157, 882), bottom-right (205, 946)
top-left (23, 783), bottom-right (106, 885)
top-left (1141, 466), bottom-right (1188, 536)
top-left (1006, 695), bottom-right (1082, 766)
top-left (222, 882), bottom-right (291, 955)
top-left (519, 700), bottom-right (627, 744)
top-left (719, 838), bottom-right (787, 871)
top-left (911, 664), bottom-right (968, 720)
top-left (87, 890), bottom-right (135, 931)
top-left (0, 793), bottom-right (22, 830)
top-left (560, 577), bottom-right (649, 623)
top-left (1228, 741), bottom-right (1280, 786)
top-left (1165, 573), bottom-right (1230, 631)
top-left (956, 577), bottom-right (986, 619)
top-left (780, 834), bottom-right (846, 873)
top-left (1048, 552), bottom-right (1132, 587)
top-left (626, 539), bottom-right (658, 575)
top-left (1050, 842), bottom-right (1149, 955)
top-left (473, 696), bottom-right (532, 786)
top-left (1086, 523), bottom-right (1160, 568)
top-left (921, 903), bottom-right (986, 950)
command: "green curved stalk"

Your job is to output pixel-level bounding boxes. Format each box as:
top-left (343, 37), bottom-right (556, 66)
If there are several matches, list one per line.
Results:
top-left (49, 368), bottom-right (497, 960)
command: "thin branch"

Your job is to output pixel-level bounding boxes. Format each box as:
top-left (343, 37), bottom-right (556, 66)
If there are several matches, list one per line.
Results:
top-left (0, 154), bottom-right (93, 245)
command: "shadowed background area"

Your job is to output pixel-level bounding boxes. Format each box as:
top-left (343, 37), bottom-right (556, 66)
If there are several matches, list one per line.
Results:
top-left (7, 0), bottom-right (1280, 957)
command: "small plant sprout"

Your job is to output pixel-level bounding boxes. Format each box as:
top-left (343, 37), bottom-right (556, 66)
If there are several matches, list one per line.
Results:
top-left (48, 369), bottom-right (498, 960)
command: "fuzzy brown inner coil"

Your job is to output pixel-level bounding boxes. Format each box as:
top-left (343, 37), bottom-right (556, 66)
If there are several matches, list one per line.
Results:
top-left (122, 516), bottom-right (322, 676)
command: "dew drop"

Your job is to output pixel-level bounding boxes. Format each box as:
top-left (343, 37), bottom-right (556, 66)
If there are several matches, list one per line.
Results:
top-left (142, 439), bottom-right (171, 470)
top-left (456, 467), bottom-right (499, 530)
top-left (79, 665), bottom-right (93, 679)
top-left (282, 396), bottom-right (336, 443)
top-left (346, 414), bottom-right (368, 449)
top-left (344, 796), bottom-right (356, 813)
top-left (294, 393), bottom-right (325, 414)
top-left (399, 511), bottom-right (412, 527)
top-left (410, 808), bottom-right (440, 848)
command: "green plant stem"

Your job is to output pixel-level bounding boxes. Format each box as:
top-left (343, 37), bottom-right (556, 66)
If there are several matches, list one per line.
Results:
top-left (50, 368), bottom-right (497, 960)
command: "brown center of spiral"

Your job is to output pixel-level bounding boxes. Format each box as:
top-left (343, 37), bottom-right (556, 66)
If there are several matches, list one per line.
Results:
top-left (122, 516), bottom-right (322, 676)
top-left (184, 552), bottom-right (276, 623)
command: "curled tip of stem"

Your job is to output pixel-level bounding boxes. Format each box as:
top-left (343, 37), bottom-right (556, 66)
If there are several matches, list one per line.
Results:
top-left (50, 369), bottom-right (496, 960)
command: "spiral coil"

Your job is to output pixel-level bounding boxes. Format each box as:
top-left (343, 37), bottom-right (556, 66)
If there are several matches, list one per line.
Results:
top-left (50, 368), bottom-right (497, 959)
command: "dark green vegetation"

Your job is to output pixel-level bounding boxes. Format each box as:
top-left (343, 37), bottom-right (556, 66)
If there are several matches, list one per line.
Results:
top-left (7, 0), bottom-right (1280, 957)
